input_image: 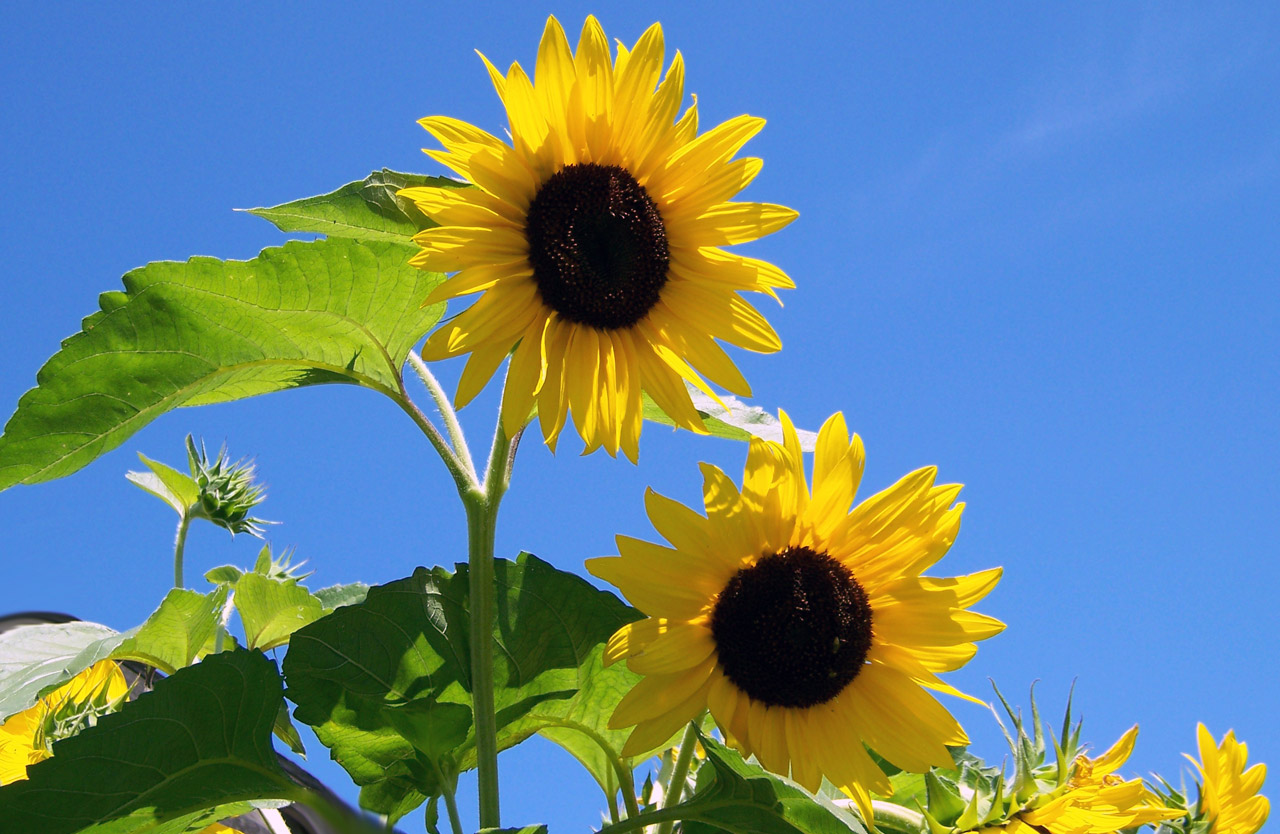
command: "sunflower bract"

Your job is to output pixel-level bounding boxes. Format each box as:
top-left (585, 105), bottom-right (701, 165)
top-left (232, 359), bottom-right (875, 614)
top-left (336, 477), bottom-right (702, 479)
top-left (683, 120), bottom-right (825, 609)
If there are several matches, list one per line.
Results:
top-left (402, 16), bottom-right (797, 460)
top-left (587, 412), bottom-right (1005, 823)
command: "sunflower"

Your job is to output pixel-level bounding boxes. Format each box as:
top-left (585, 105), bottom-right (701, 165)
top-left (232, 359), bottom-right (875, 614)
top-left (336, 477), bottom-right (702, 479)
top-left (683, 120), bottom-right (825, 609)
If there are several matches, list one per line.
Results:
top-left (400, 16), bottom-right (796, 460)
top-left (1186, 724), bottom-right (1269, 834)
top-left (586, 412), bottom-right (1003, 819)
top-left (0, 660), bottom-right (129, 784)
top-left (977, 727), bottom-right (1185, 834)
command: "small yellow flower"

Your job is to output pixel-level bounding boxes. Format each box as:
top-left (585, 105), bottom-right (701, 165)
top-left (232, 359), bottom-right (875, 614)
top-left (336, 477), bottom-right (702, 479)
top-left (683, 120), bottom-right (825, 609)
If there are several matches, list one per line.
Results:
top-left (0, 660), bottom-right (129, 784)
top-left (403, 16), bottom-right (795, 460)
top-left (974, 727), bottom-right (1184, 834)
top-left (1187, 724), bottom-right (1269, 834)
top-left (588, 412), bottom-right (1003, 821)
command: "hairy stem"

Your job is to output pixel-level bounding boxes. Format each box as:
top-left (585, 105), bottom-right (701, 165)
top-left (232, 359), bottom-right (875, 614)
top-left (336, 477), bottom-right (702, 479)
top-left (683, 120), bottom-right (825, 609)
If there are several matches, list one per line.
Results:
top-left (407, 350), bottom-right (477, 481)
top-left (172, 513), bottom-right (191, 588)
top-left (394, 390), bottom-right (478, 494)
top-left (656, 722), bottom-right (699, 834)
top-left (466, 410), bottom-right (517, 830)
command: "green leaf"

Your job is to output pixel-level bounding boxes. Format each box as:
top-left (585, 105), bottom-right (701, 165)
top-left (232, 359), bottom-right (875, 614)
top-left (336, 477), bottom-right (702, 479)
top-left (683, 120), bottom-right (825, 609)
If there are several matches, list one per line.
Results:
top-left (274, 700), bottom-right (307, 758)
top-left (642, 387), bottom-right (818, 450)
top-left (205, 565), bottom-right (245, 585)
top-left (479, 827), bottom-right (548, 834)
top-left (0, 649), bottom-right (299, 834)
top-left (0, 237), bottom-right (444, 492)
top-left (532, 640), bottom-right (646, 796)
top-left (672, 735), bottom-right (867, 834)
top-left (0, 589), bottom-right (223, 720)
top-left (0, 621), bottom-right (123, 721)
top-left (246, 169), bottom-right (464, 244)
top-left (283, 553), bottom-right (639, 820)
top-left (114, 587), bottom-right (228, 674)
top-left (126, 453), bottom-right (199, 516)
top-left (313, 582), bottom-right (370, 610)
top-left (234, 573), bottom-right (326, 651)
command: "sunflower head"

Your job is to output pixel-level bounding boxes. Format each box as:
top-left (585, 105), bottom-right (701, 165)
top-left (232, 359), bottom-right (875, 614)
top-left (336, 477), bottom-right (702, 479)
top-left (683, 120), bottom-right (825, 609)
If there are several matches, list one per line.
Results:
top-left (402, 16), bottom-right (796, 460)
top-left (951, 725), bottom-right (1185, 834)
top-left (587, 412), bottom-right (1004, 823)
top-left (0, 660), bottom-right (129, 784)
top-left (1181, 724), bottom-right (1269, 834)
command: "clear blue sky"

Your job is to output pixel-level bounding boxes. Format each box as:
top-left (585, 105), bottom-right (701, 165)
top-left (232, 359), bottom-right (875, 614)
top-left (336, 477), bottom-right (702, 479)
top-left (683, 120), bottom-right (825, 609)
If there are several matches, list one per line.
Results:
top-left (1, 2), bottom-right (1276, 832)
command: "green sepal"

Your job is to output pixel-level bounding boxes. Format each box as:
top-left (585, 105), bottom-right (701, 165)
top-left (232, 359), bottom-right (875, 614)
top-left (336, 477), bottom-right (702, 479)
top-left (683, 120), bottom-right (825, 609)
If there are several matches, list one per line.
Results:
top-left (924, 771), bottom-right (966, 827)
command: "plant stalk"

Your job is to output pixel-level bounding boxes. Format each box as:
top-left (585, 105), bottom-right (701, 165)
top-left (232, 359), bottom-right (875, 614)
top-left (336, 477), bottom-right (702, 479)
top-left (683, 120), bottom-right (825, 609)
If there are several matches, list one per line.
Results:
top-left (440, 786), bottom-right (465, 834)
top-left (407, 350), bottom-right (477, 481)
top-left (466, 415), bottom-right (517, 830)
top-left (656, 722), bottom-right (699, 834)
top-left (173, 513), bottom-right (191, 588)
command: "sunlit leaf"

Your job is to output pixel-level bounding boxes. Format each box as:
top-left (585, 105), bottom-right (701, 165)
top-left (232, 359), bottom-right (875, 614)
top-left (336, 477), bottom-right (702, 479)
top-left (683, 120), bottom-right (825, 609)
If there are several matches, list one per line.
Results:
top-left (126, 453), bottom-right (199, 516)
top-left (114, 587), bottom-right (227, 674)
top-left (0, 237), bottom-right (444, 492)
top-left (674, 734), bottom-right (867, 834)
top-left (233, 574), bottom-right (326, 652)
top-left (246, 169), bottom-right (464, 244)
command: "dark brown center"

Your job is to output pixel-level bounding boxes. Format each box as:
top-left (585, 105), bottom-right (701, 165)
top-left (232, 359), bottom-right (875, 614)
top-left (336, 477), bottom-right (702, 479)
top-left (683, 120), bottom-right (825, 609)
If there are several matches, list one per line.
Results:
top-left (524, 163), bottom-right (669, 330)
top-left (710, 546), bottom-right (873, 708)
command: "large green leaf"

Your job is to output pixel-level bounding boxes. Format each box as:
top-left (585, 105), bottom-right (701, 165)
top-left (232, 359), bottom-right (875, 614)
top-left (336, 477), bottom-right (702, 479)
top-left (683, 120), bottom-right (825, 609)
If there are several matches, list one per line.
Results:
top-left (113, 587), bottom-right (228, 674)
top-left (0, 588), bottom-right (226, 720)
top-left (0, 237), bottom-right (444, 491)
top-left (233, 573), bottom-right (325, 651)
top-left (246, 169), bottom-right (463, 244)
top-left (283, 553), bottom-right (640, 821)
top-left (0, 621), bottom-right (122, 721)
top-left (667, 735), bottom-right (866, 834)
top-left (0, 649), bottom-right (300, 834)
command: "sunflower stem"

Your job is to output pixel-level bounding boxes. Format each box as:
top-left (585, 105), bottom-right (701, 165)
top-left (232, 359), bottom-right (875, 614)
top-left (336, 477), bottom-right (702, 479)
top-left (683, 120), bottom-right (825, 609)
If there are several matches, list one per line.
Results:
top-left (407, 350), bottom-right (478, 481)
top-left (465, 408), bottom-right (516, 830)
top-left (172, 513), bottom-right (191, 588)
top-left (394, 387), bottom-right (478, 494)
top-left (656, 722), bottom-right (699, 834)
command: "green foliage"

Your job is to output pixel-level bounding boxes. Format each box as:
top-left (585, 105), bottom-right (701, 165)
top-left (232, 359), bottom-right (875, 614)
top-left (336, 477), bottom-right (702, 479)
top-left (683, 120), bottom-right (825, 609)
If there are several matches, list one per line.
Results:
top-left (126, 453), bottom-right (200, 516)
top-left (246, 169), bottom-right (461, 243)
top-left (0, 622), bottom-right (122, 722)
top-left (283, 552), bottom-right (642, 821)
top-left (653, 734), bottom-right (867, 834)
top-left (0, 237), bottom-right (444, 492)
top-left (234, 573), bottom-right (326, 651)
top-left (113, 587), bottom-right (228, 674)
top-left (0, 650), bottom-right (300, 834)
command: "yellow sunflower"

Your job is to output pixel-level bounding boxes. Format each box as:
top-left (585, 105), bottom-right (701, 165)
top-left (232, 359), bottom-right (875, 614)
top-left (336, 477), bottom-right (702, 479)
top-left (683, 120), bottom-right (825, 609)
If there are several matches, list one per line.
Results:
top-left (586, 412), bottom-right (1003, 819)
top-left (0, 660), bottom-right (129, 784)
top-left (978, 727), bottom-right (1185, 834)
top-left (401, 16), bottom-right (796, 460)
top-left (1187, 724), bottom-right (1269, 834)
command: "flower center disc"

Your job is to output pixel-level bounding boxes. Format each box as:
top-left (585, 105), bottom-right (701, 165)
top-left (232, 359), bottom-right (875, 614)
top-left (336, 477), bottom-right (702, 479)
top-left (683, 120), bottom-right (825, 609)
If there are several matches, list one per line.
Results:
top-left (525, 163), bottom-right (670, 330)
top-left (710, 547), bottom-right (873, 708)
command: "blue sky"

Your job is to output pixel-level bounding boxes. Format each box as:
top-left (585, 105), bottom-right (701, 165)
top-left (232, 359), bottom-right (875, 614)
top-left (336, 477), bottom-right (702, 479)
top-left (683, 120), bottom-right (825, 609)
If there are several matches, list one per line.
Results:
top-left (1, 2), bottom-right (1277, 832)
